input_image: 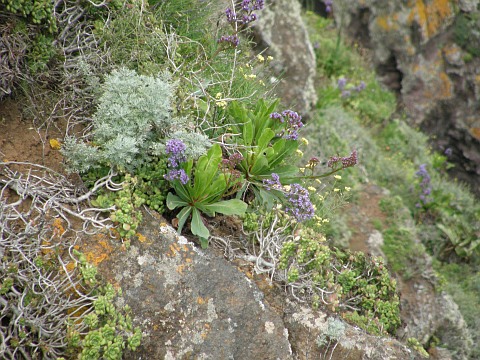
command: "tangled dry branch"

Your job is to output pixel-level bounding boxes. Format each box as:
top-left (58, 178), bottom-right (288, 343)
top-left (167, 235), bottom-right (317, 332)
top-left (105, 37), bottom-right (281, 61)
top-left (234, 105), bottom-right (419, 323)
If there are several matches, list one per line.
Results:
top-left (0, 161), bottom-right (121, 359)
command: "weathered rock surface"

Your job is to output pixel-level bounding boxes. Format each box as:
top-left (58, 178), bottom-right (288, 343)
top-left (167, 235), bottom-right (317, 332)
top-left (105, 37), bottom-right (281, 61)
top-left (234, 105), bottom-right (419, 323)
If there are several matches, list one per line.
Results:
top-left (344, 184), bottom-right (472, 359)
top-left (88, 210), bottom-right (425, 359)
top-left (332, 0), bottom-right (480, 195)
top-left (285, 301), bottom-right (420, 360)
top-left (97, 211), bottom-right (292, 359)
top-left (252, 0), bottom-right (317, 118)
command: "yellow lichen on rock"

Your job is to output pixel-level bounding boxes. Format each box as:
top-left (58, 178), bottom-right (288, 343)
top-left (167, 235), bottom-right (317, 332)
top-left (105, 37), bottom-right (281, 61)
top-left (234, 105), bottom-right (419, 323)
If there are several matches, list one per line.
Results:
top-left (82, 234), bottom-right (114, 266)
top-left (408, 0), bottom-right (454, 40)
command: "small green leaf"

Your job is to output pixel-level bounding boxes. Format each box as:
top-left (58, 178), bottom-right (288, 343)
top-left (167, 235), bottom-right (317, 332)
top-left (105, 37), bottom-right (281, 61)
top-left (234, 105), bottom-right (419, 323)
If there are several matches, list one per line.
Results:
top-left (202, 199), bottom-right (248, 216)
top-left (200, 237), bottom-right (209, 249)
top-left (166, 192), bottom-right (188, 210)
top-left (177, 206), bottom-right (192, 234)
top-left (256, 128), bottom-right (275, 154)
top-left (191, 208), bottom-right (210, 239)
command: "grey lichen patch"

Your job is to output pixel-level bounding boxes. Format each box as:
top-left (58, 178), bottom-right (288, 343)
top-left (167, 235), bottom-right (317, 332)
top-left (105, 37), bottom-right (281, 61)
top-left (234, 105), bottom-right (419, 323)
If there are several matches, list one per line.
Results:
top-left (137, 252), bottom-right (155, 266)
top-left (133, 272), bottom-right (144, 288)
top-left (291, 303), bottom-right (328, 331)
top-left (265, 321), bottom-right (275, 334)
top-left (206, 298), bottom-right (218, 322)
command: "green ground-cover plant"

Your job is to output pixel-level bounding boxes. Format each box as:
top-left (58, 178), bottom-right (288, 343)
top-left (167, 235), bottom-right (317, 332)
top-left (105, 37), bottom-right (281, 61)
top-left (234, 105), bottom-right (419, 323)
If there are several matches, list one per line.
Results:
top-left (68, 251), bottom-right (142, 360)
top-left (279, 234), bottom-right (400, 335)
top-left (0, 189), bottom-right (141, 359)
top-left (1, 0), bottom-right (56, 32)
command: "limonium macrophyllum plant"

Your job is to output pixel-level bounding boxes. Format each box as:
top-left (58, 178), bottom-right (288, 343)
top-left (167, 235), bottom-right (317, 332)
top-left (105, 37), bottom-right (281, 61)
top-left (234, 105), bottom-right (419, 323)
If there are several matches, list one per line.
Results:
top-left (166, 142), bottom-right (247, 247)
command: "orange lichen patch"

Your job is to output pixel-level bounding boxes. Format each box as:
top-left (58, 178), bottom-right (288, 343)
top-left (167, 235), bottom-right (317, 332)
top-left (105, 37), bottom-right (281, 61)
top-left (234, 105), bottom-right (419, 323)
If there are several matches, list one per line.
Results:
top-left (40, 239), bottom-right (54, 256)
top-left (81, 234), bottom-right (115, 266)
top-left (443, 43), bottom-right (461, 58)
top-left (376, 15), bottom-right (400, 32)
top-left (197, 297), bottom-right (207, 305)
top-left (475, 75), bottom-right (480, 84)
top-left (136, 232), bottom-right (147, 243)
top-left (65, 261), bottom-right (76, 272)
top-left (176, 264), bottom-right (186, 275)
top-left (437, 71), bottom-right (453, 98)
top-left (52, 218), bottom-right (66, 238)
top-left (408, 0), bottom-right (454, 39)
top-left (469, 128), bottom-right (480, 140)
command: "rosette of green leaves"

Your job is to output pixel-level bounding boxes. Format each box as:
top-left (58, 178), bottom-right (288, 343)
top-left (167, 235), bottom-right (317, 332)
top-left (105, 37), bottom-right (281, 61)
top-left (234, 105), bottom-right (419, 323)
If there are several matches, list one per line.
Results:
top-left (227, 99), bottom-right (299, 205)
top-left (166, 144), bottom-right (247, 247)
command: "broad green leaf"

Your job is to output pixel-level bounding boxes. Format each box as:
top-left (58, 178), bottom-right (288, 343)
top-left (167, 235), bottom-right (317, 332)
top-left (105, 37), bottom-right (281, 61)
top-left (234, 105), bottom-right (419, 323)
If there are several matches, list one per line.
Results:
top-left (250, 155), bottom-right (269, 175)
top-left (193, 144), bottom-right (222, 196)
top-left (202, 176), bottom-right (229, 204)
top-left (255, 128), bottom-right (275, 155)
top-left (242, 120), bottom-right (254, 147)
top-left (268, 139), bottom-right (298, 168)
top-left (191, 208), bottom-right (210, 239)
top-left (202, 199), bottom-right (248, 216)
top-left (167, 193), bottom-right (188, 210)
top-left (228, 101), bottom-right (248, 125)
top-left (172, 182), bottom-right (191, 202)
top-left (176, 206), bottom-right (192, 234)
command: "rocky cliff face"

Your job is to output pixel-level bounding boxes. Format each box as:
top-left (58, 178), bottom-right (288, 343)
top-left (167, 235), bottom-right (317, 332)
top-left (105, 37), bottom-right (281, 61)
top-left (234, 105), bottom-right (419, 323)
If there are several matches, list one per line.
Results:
top-left (87, 210), bottom-right (424, 360)
top-left (332, 0), bottom-right (480, 195)
top-left (252, 0), bottom-right (318, 118)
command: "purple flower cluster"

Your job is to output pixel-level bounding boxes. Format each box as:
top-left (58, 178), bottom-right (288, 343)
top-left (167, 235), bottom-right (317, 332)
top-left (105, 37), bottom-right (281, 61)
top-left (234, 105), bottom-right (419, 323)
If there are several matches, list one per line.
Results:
top-left (164, 169), bottom-right (189, 185)
top-left (285, 183), bottom-right (315, 222)
top-left (324, 0), bottom-right (333, 13)
top-left (165, 139), bottom-right (187, 167)
top-left (226, 0), bottom-right (264, 24)
top-left (263, 173), bottom-right (282, 191)
top-left (269, 110), bottom-right (304, 140)
top-left (337, 77), bottom-right (366, 98)
top-left (262, 174), bottom-right (315, 222)
top-left (415, 164), bottom-right (432, 207)
top-left (223, 152), bottom-right (244, 167)
top-left (218, 34), bottom-right (240, 47)
top-left (327, 150), bottom-right (358, 169)
top-left (164, 139), bottom-right (189, 185)
top-left (221, 0), bottom-right (265, 46)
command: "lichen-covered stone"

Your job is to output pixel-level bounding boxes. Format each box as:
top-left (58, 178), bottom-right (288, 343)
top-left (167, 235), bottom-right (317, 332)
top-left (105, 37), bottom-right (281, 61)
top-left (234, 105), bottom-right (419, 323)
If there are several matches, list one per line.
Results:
top-left (92, 209), bottom-right (431, 359)
top-left (97, 211), bottom-right (293, 359)
top-left (332, 0), bottom-right (480, 195)
top-left (252, 0), bottom-right (317, 118)
top-left (284, 301), bottom-right (423, 360)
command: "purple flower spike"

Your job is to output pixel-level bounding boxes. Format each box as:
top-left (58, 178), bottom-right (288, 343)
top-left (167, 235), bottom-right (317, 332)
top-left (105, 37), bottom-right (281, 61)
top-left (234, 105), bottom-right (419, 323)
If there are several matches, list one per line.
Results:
top-left (337, 77), bottom-right (347, 90)
top-left (165, 139), bottom-right (187, 168)
top-left (164, 169), bottom-right (189, 185)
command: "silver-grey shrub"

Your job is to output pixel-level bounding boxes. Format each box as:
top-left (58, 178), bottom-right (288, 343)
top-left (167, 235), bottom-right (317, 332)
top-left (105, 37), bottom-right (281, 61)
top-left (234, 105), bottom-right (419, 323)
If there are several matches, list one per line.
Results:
top-left (62, 68), bottom-right (208, 173)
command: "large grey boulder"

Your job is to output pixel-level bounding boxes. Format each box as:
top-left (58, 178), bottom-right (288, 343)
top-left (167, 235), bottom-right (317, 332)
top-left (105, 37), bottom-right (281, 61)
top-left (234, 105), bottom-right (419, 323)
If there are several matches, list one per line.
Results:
top-left (97, 211), bottom-right (292, 359)
top-left (252, 0), bottom-right (317, 118)
top-left (89, 210), bottom-right (425, 359)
